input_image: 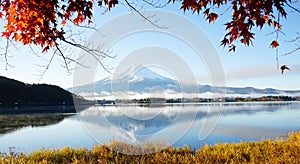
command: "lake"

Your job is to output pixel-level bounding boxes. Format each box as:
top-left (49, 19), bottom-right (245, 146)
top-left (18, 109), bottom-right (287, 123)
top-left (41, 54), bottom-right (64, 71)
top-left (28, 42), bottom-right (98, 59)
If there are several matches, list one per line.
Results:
top-left (0, 101), bottom-right (300, 153)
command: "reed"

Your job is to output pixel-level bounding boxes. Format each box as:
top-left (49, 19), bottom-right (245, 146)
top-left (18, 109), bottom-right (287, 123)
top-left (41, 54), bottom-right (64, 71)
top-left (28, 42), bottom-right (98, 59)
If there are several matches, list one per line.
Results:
top-left (1, 131), bottom-right (299, 163)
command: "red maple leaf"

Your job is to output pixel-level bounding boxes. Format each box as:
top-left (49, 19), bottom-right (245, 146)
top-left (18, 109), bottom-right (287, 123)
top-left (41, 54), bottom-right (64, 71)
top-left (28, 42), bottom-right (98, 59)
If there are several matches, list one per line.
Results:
top-left (270, 40), bottom-right (279, 48)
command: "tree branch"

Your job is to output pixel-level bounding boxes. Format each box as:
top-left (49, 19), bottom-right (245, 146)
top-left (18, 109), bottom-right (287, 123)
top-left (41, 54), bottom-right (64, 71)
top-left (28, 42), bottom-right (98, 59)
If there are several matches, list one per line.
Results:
top-left (286, 34), bottom-right (300, 43)
top-left (62, 39), bottom-right (115, 59)
top-left (55, 44), bottom-right (71, 73)
top-left (141, 0), bottom-right (168, 8)
top-left (124, 0), bottom-right (168, 29)
top-left (284, 33), bottom-right (300, 56)
top-left (69, 20), bottom-right (106, 37)
top-left (285, 1), bottom-right (300, 13)
top-left (283, 47), bottom-right (300, 56)
top-left (4, 39), bottom-right (9, 70)
top-left (0, 39), bottom-right (13, 70)
top-left (35, 49), bottom-right (57, 80)
top-left (62, 38), bottom-right (115, 73)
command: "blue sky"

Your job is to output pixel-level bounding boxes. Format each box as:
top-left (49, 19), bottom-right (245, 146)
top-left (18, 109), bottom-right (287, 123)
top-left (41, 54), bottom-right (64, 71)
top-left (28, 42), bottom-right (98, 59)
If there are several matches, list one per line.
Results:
top-left (0, 2), bottom-right (300, 90)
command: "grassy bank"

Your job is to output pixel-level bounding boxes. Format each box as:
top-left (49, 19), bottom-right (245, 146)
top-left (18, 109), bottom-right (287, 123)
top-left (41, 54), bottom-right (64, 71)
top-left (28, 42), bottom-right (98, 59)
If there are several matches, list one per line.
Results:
top-left (1, 131), bottom-right (300, 163)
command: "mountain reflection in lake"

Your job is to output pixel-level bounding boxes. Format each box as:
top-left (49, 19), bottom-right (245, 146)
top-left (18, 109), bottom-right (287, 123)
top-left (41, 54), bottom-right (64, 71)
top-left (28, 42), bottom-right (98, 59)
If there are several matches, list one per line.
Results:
top-left (0, 102), bottom-right (300, 153)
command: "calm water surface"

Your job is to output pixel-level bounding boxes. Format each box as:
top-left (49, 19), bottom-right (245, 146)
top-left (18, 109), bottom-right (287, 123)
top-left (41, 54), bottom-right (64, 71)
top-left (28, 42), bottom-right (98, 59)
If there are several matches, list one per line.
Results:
top-left (0, 101), bottom-right (299, 153)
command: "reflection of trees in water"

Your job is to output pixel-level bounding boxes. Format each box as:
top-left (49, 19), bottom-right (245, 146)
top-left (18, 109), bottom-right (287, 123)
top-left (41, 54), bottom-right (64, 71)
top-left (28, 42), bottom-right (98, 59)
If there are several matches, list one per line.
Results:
top-left (0, 106), bottom-right (77, 114)
top-left (219, 101), bottom-right (295, 116)
top-left (0, 114), bottom-right (74, 134)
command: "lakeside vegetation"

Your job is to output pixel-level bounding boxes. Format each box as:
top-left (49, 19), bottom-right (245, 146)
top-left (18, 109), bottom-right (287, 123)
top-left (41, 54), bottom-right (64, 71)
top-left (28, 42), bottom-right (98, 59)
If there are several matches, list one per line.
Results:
top-left (1, 130), bottom-right (299, 163)
top-left (98, 96), bottom-right (300, 106)
top-left (0, 76), bottom-right (89, 108)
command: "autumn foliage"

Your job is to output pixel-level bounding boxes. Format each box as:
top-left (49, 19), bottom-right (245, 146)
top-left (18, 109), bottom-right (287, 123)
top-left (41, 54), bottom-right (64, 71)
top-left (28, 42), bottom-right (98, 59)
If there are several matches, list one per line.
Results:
top-left (0, 0), bottom-right (95, 52)
top-left (169, 0), bottom-right (289, 51)
top-left (0, 0), bottom-right (295, 52)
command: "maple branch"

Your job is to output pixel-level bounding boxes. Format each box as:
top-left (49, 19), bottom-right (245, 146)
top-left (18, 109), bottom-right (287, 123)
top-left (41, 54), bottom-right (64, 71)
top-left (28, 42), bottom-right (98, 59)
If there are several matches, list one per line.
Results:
top-left (55, 44), bottom-right (71, 73)
top-left (141, 0), bottom-right (168, 8)
top-left (64, 56), bottom-right (90, 69)
top-left (62, 39), bottom-right (114, 73)
top-left (219, 6), bottom-right (231, 16)
top-left (62, 39), bottom-right (115, 59)
top-left (285, 1), bottom-right (300, 13)
top-left (0, 39), bottom-right (13, 70)
top-left (70, 20), bottom-right (105, 37)
top-left (283, 47), bottom-right (300, 56)
top-left (124, 0), bottom-right (168, 29)
top-left (35, 43), bottom-right (90, 79)
top-left (35, 49), bottom-right (57, 80)
top-left (28, 45), bottom-right (41, 57)
top-left (283, 33), bottom-right (300, 55)
top-left (286, 33), bottom-right (300, 42)
top-left (291, 0), bottom-right (300, 3)
top-left (275, 13), bottom-right (281, 69)
top-left (4, 39), bottom-right (9, 70)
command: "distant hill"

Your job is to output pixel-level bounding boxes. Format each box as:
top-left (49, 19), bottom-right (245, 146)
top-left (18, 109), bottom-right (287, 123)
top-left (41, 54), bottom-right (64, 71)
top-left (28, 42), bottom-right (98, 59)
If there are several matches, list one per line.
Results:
top-left (0, 76), bottom-right (89, 111)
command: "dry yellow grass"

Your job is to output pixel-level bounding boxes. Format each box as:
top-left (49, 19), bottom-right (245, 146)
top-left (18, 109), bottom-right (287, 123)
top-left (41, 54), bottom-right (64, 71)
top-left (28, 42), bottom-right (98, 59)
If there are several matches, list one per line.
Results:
top-left (1, 130), bottom-right (300, 163)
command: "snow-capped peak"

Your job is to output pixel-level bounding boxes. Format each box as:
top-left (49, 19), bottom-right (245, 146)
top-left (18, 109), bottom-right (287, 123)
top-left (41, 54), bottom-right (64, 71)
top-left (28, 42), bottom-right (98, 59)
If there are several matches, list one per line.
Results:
top-left (133, 67), bottom-right (166, 80)
top-left (112, 65), bottom-right (168, 83)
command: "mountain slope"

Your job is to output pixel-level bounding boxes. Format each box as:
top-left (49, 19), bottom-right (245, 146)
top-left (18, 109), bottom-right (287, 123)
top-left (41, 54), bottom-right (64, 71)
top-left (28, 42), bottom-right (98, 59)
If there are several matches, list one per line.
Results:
top-left (69, 66), bottom-right (300, 99)
top-left (0, 76), bottom-right (87, 108)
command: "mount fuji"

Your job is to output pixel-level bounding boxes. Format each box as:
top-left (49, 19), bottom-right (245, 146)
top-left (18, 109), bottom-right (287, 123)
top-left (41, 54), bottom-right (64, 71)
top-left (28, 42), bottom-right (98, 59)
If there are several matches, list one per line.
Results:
top-left (68, 65), bottom-right (300, 100)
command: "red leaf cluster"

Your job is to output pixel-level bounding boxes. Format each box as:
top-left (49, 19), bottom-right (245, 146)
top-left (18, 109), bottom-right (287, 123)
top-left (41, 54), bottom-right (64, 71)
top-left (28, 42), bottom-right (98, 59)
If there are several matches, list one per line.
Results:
top-left (169, 0), bottom-right (287, 51)
top-left (0, 0), bottom-right (95, 52)
top-left (98, 0), bottom-right (118, 10)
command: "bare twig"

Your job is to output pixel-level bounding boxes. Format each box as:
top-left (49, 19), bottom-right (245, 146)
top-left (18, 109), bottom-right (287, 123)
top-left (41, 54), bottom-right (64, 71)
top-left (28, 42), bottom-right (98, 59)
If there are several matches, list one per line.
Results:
top-left (285, 1), bottom-right (300, 13)
top-left (63, 39), bottom-right (115, 59)
top-left (142, 0), bottom-right (168, 8)
top-left (70, 20), bottom-right (106, 37)
top-left (28, 45), bottom-right (41, 57)
top-left (124, 0), bottom-right (168, 29)
top-left (35, 43), bottom-right (90, 80)
top-left (55, 44), bottom-right (71, 73)
top-left (220, 6), bottom-right (231, 16)
top-left (286, 35), bottom-right (300, 43)
top-left (4, 39), bottom-right (9, 70)
top-left (1, 39), bottom-right (13, 70)
top-left (62, 38), bottom-right (115, 73)
top-left (283, 32), bottom-right (300, 55)
top-left (63, 56), bottom-right (90, 69)
top-left (291, 0), bottom-right (300, 4)
top-left (275, 13), bottom-right (280, 69)
top-left (276, 45), bottom-right (279, 69)
top-left (35, 49), bottom-right (57, 80)
top-left (283, 47), bottom-right (300, 56)
top-left (265, 30), bottom-right (285, 37)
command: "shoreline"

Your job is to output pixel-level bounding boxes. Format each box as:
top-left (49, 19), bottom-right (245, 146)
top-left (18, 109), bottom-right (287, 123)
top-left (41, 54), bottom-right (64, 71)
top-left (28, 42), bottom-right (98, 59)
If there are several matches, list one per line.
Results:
top-left (0, 101), bottom-right (299, 114)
